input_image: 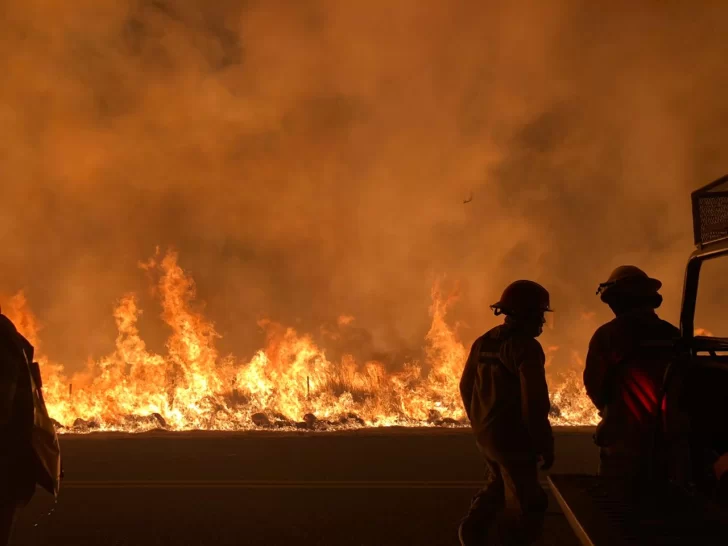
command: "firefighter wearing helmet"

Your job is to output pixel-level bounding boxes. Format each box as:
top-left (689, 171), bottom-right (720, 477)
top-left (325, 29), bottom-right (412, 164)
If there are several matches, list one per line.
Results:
top-left (458, 280), bottom-right (555, 546)
top-left (584, 266), bottom-right (680, 481)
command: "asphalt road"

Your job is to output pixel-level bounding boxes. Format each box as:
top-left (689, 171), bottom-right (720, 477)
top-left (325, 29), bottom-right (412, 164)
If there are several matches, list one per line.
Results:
top-left (10, 427), bottom-right (598, 546)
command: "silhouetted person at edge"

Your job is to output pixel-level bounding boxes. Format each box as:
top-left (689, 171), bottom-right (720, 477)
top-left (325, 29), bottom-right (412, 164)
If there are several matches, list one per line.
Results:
top-left (0, 306), bottom-right (60, 545)
top-left (585, 266), bottom-right (681, 483)
top-left (458, 281), bottom-right (555, 546)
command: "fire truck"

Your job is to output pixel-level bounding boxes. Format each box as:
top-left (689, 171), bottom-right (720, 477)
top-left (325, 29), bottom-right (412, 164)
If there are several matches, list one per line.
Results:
top-left (548, 175), bottom-right (728, 545)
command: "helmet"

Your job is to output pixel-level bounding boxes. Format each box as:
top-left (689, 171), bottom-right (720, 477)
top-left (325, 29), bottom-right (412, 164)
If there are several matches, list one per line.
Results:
top-left (596, 265), bottom-right (662, 302)
top-left (491, 280), bottom-right (552, 316)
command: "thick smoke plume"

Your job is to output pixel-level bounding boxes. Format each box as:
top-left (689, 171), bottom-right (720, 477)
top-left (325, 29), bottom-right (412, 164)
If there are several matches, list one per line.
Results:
top-left (1, 1), bottom-right (728, 372)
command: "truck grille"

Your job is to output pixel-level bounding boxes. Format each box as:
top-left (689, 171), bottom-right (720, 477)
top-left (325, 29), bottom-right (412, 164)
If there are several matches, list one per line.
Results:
top-left (692, 176), bottom-right (728, 246)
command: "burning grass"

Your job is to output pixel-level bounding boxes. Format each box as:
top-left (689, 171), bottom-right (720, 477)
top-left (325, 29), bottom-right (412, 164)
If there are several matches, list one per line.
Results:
top-left (4, 249), bottom-right (599, 434)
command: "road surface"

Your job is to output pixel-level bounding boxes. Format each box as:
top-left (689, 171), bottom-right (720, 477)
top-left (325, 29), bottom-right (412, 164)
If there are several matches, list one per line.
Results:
top-left (10, 427), bottom-right (598, 545)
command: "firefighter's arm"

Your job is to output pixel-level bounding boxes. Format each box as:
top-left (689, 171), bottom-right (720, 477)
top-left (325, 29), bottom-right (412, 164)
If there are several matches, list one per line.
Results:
top-left (0, 342), bottom-right (19, 426)
top-left (459, 340), bottom-right (480, 421)
top-left (518, 339), bottom-right (554, 458)
top-left (583, 331), bottom-right (609, 411)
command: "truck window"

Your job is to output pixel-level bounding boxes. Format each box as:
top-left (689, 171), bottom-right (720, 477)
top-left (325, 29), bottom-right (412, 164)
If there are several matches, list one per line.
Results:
top-left (694, 257), bottom-right (728, 338)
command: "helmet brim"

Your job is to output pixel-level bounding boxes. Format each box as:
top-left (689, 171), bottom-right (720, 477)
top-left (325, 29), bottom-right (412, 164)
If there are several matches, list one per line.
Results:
top-left (598, 276), bottom-right (662, 302)
top-left (491, 303), bottom-right (553, 315)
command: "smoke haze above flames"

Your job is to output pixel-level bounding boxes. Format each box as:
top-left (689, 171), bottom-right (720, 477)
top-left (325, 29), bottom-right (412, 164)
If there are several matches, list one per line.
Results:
top-left (2, 1), bottom-right (728, 371)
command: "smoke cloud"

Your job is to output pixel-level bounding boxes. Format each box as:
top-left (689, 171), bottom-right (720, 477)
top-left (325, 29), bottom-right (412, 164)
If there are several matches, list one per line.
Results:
top-left (2, 1), bottom-right (728, 371)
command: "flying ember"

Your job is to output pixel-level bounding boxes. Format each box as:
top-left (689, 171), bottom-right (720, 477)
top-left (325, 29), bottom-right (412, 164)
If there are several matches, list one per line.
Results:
top-left (3, 250), bottom-right (599, 433)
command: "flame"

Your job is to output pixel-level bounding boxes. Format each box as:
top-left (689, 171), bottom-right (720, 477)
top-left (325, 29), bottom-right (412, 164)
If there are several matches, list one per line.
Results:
top-left (2, 250), bottom-right (598, 433)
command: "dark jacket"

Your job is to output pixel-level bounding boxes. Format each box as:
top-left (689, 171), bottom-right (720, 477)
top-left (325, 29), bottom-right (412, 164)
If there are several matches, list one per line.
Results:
top-left (0, 314), bottom-right (36, 501)
top-left (584, 309), bottom-right (680, 449)
top-left (459, 322), bottom-right (553, 458)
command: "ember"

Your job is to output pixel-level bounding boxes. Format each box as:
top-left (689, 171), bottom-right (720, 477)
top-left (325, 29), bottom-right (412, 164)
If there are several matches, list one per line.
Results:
top-left (3, 250), bottom-right (599, 433)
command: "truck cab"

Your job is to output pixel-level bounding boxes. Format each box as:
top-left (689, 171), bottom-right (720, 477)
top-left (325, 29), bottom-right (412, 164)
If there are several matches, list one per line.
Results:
top-left (548, 175), bottom-right (728, 546)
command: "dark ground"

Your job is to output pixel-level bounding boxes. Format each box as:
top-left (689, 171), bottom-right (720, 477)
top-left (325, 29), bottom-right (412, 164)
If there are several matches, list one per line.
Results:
top-left (10, 426), bottom-right (597, 546)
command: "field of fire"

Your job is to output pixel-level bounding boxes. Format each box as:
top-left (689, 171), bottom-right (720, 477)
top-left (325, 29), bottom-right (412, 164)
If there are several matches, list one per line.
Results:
top-left (3, 1), bottom-right (728, 545)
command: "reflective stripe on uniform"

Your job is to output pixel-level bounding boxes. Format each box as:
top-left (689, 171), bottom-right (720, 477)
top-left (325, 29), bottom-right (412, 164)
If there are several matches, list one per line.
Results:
top-left (479, 351), bottom-right (501, 361)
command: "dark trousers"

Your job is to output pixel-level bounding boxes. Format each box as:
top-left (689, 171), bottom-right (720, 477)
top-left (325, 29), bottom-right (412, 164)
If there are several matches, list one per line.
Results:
top-left (599, 445), bottom-right (645, 479)
top-left (0, 457), bottom-right (35, 546)
top-left (598, 441), bottom-right (671, 481)
top-left (0, 493), bottom-right (22, 546)
top-left (459, 454), bottom-right (547, 546)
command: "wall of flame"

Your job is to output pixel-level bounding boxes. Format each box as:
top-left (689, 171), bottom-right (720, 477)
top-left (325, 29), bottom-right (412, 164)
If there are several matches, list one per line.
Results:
top-left (2, 249), bottom-right (598, 432)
